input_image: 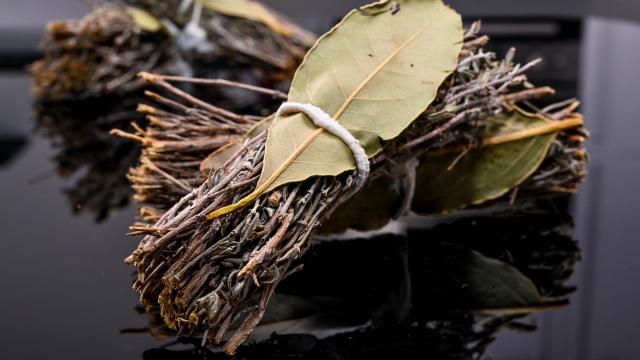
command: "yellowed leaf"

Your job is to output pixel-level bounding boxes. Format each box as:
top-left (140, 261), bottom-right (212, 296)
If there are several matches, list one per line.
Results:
top-left (125, 7), bottom-right (163, 33)
top-left (202, 0), bottom-right (292, 36)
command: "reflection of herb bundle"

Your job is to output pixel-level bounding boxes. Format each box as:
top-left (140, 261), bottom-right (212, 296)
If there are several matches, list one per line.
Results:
top-left (123, 1), bottom-right (587, 354)
top-left (35, 97), bottom-right (143, 220)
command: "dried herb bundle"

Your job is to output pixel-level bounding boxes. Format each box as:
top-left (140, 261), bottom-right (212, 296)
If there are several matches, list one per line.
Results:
top-left (119, 0), bottom-right (316, 70)
top-left (30, 6), bottom-right (178, 100)
top-left (125, 15), bottom-right (587, 355)
top-left (30, 0), bottom-right (315, 101)
top-left (31, 0), bottom-right (315, 219)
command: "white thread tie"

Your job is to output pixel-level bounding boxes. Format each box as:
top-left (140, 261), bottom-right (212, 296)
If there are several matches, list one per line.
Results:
top-left (274, 102), bottom-right (370, 191)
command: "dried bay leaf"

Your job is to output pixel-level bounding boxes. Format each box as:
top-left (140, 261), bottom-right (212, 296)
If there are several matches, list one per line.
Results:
top-left (411, 110), bottom-right (579, 215)
top-left (200, 141), bottom-right (242, 176)
top-left (199, 115), bottom-right (273, 175)
top-left (208, 0), bottom-right (463, 218)
top-left (318, 173), bottom-right (403, 235)
top-left (320, 110), bottom-right (582, 234)
top-left (261, 0), bottom-right (462, 191)
top-left (202, 0), bottom-right (292, 36)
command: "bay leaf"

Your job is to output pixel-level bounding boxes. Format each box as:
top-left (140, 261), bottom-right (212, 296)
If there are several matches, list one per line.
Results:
top-left (208, 0), bottom-right (463, 218)
top-left (125, 7), bottom-right (163, 33)
top-left (412, 110), bottom-right (559, 215)
top-left (318, 173), bottom-right (403, 235)
top-left (200, 141), bottom-right (241, 176)
top-left (199, 115), bottom-right (273, 176)
top-left (202, 0), bottom-right (292, 36)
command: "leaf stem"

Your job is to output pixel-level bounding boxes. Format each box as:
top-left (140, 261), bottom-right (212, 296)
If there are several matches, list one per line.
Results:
top-left (426, 115), bottom-right (584, 156)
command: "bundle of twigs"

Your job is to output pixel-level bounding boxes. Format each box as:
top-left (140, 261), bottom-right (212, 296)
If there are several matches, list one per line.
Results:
top-left (30, 0), bottom-right (316, 101)
top-left (125, 23), bottom-right (586, 354)
top-left (30, 5), bottom-right (178, 100)
top-left (31, 0), bottom-right (315, 219)
top-left (112, 76), bottom-right (287, 223)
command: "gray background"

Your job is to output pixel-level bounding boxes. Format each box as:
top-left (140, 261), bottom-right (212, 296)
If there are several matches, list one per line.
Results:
top-left (1, 0), bottom-right (640, 51)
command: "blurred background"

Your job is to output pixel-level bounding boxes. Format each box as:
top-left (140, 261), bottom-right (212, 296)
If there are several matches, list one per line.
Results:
top-left (1, 1), bottom-right (639, 359)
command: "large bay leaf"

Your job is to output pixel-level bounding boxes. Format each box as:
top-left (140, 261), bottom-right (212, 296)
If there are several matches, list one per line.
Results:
top-left (207, 0), bottom-right (462, 218)
top-left (412, 110), bottom-right (560, 215)
top-left (261, 0), bottom-right (462, 191)
top-left (202, 0), bottom-right (292, 36)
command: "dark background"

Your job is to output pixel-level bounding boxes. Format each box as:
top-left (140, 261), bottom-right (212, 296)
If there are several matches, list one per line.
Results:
top-left (1, 1), bottom-right (639, 359)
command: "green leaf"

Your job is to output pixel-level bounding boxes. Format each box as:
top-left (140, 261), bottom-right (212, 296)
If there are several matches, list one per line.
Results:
top-left (207, 0), bottom-right (462, 219)
top-left (125, 7), bottom-right (163, 33)
top-left (411, 110), bottom-right (559, 215)
top-left (202, 0), bottom-right (292, 36)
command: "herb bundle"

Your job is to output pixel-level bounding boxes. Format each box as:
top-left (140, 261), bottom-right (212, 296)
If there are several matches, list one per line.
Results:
top-left (123, 1), bottom-right (587, 354)
top-left (30, 0), bottom-right (315, 101)
top-left (30, 5), bottom-right (177, 100)
top-left (30, 0), bottom-right (315, 219)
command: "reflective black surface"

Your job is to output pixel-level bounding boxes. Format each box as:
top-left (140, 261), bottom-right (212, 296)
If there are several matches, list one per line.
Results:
top-left (1, 8), bottom-right (640, 360)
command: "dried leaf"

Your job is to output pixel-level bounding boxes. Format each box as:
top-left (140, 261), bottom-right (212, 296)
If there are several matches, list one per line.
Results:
top-left (320, 110), bottom-right (582, 234)
top-left (411, 110), bottom-right (576, 215)
top-left (208, 0), bottom-right (462, 218)
top-left (202, 0), bottom-right (292, 36)
top-left (318, 173), bottom-right (403, 234)
top-left (200, 141), bottom-right (241, 176)
top-left (199, 115), bottom-right (273, 176)
top-left (125, 7), bottom-right (163, 33)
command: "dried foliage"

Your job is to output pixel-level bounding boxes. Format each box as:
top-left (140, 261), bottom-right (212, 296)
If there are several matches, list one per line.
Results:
top-left (30, 6), bottom-right (176, 100)
top-left (30, 0), bottom-right (315, 219)
top-left (124, 23), bottom-right (587, 354)
top-left (29, 1), bottom-right (315, 101)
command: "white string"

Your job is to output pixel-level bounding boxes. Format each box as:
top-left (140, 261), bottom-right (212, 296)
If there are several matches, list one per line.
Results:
top-left (274, 102), bottom-right (370, 191)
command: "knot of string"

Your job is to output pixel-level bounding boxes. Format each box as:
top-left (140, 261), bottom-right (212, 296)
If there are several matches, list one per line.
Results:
top-left (274, 102), bottom-right (370, 192)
